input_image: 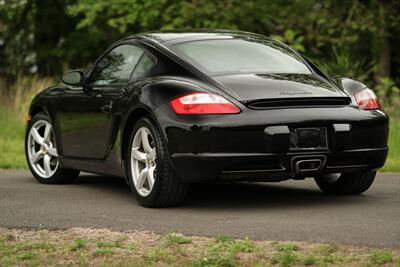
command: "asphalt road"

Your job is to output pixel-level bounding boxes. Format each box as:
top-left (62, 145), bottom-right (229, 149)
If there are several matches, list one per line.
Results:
top-left (0, 170), bottom-right (399, 248)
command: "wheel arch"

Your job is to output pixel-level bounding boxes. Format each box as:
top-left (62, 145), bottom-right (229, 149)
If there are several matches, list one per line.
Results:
top-left (121, 106), bottom-right (153, 168)
top-left (28, 103), bottom-right (56, 125)
top-left (29, 105), bottom-right (48, 118)
top-left (120, 104), bottom-right (175, 181)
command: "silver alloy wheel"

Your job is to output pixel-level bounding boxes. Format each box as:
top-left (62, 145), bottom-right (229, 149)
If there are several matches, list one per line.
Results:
top-left (130, 127), bottom-right (157, 197)
top-left (27, 120), bottom-right (59, 178)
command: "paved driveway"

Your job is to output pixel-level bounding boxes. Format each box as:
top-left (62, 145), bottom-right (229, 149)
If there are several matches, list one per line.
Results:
top-left (1, 170), bottom-right (399, 247)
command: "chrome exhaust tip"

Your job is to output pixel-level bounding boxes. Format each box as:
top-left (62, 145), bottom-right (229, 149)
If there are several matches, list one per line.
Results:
top-left (292, 156), bottom-right (326, 173)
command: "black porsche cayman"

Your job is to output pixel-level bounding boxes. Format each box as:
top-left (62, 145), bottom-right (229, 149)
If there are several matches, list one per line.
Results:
top-left (25, 30), bottom-right (389, 207)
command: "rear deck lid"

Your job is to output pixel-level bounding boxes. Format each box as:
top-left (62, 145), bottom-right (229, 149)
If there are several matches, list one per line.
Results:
top-left (213, 73), bottom-right (350, 104)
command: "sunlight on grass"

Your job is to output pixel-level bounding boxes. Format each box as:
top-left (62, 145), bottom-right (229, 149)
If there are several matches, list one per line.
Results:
top-left (0, 107), bottom-right (26, 169)
top-left (382, 111), bottom-right (400, 172)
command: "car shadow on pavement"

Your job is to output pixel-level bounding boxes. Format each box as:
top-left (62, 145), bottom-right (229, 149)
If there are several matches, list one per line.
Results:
top-left (73, 174), bottom-right (131, 194)
top-left (185, 182), bottom-right (370, 209)
top-left (73, 174), bottom-right (368, 210)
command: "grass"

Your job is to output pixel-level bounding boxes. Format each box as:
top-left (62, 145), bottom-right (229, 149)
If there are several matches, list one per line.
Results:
top-left (164, 231), bottom-right (192, 245)
top-left (272, 242), bottom-right (299, 266)
top-left (94, 248), bottom-right (114, 256)
top-left (369, 249), bottom-right (394, 265)
top-left (69, 238), bottom-right (88, 251)
top-left (303, 255), bottom-right (318, 265)
top-left (382, 110), bottom-right (400, 171)
top-left (0, 107), bottom-right (26, 169)
top-left (0, 228), bottom-right (399, 267)
top-left (0, 76), bottom-right (54, 169)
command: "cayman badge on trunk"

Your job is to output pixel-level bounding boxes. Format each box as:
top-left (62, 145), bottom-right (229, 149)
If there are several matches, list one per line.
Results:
top-left (278, 90), bottom-right (312, 96)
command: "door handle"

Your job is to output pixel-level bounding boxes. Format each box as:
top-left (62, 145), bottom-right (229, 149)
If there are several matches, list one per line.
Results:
top-left (101, 101), bottom-right (113, 113)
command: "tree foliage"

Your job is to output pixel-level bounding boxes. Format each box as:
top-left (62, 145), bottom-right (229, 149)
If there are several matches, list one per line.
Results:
top-left (0, 0), bottom-right (399, 89)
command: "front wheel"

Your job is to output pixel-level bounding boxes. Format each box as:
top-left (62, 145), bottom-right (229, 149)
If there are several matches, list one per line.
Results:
top-left (25, 112), bottom-right (80, 184)
top-left (314, 170), bottom-right (376, 195)
top-left (127, 117), bottom-right (188, 207)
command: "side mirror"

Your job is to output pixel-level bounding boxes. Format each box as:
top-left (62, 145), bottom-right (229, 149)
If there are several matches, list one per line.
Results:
top-left (61, 70), bottom-right (84, 86)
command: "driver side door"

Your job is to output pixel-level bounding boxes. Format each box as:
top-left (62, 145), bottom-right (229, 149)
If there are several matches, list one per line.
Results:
top-left (57, 44), bottom-right (145, 159)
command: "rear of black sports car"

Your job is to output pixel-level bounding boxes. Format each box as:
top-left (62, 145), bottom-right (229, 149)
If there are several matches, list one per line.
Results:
top-left (150, 34), bottom-right (389, 183)
top-left (156, 102), bottom-right (388, 182)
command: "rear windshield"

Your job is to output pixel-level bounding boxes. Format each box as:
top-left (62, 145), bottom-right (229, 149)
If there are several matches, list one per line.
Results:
top-left (172, 38), bottom-right (312, 76)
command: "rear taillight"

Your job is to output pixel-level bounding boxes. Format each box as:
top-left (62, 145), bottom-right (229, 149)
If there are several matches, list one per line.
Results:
top-left (354, 88), bottom-right (381, 110)
top-left (170, 92), bottom-right (241, 114)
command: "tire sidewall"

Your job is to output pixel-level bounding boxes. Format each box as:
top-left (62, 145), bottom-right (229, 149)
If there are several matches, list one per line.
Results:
top-left (315, 170), bottom-right (376, 195)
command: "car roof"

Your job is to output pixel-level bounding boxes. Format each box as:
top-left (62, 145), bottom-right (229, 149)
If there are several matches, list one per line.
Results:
top-left (123, 29), bottom-right (271, 47)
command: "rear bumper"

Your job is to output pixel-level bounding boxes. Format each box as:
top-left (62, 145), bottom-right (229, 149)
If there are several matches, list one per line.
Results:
top-left (154, 104), bottom-right (389, 182)
top-left (171, 147), bottom-right (388, 182)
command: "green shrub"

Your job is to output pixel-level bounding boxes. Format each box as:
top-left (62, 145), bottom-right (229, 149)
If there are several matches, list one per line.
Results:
top-left (230, 238), bottom-right (256, 253)
top-left (369, 249), bottom-right (393, 264)
top-left (303, 255), bottom-right (318, 265)
top-left (276, 243), bottom-right (299, 252)
top-left (316, 47), bottom-right (374, 82)
top-left (69, 238), bottom-right (87, 252)
top-left (376, 77), bottom-right (400, 110)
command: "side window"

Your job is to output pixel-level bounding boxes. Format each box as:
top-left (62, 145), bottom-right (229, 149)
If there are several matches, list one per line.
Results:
top-left (90, 45), bottom-right (144, 85)
top-left (130, 52), bottom-right (157, 81)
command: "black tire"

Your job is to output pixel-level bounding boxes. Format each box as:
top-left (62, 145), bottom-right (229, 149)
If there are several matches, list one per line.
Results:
top-left (127, 117), bottom-right (188, 207)
top-left (314, 170), bottom-right (376, 195)
top-left (25, 112), bottom-right (80, 184)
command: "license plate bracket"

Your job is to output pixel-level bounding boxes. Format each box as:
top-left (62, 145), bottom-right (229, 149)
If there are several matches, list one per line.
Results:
top-left (289, 127), bottom-right (327, 151)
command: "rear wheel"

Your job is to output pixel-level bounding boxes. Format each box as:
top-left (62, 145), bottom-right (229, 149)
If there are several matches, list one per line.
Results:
top-left (127, 117), bottom-right (188, 207)
top-left (314, 170), bottom-right (376, 195)
top-left (25, 112), bottom-right (80, 184)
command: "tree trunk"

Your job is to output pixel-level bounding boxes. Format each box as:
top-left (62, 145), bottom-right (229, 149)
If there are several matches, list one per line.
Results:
top-left (33, 0), bottom-right (74, 76)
